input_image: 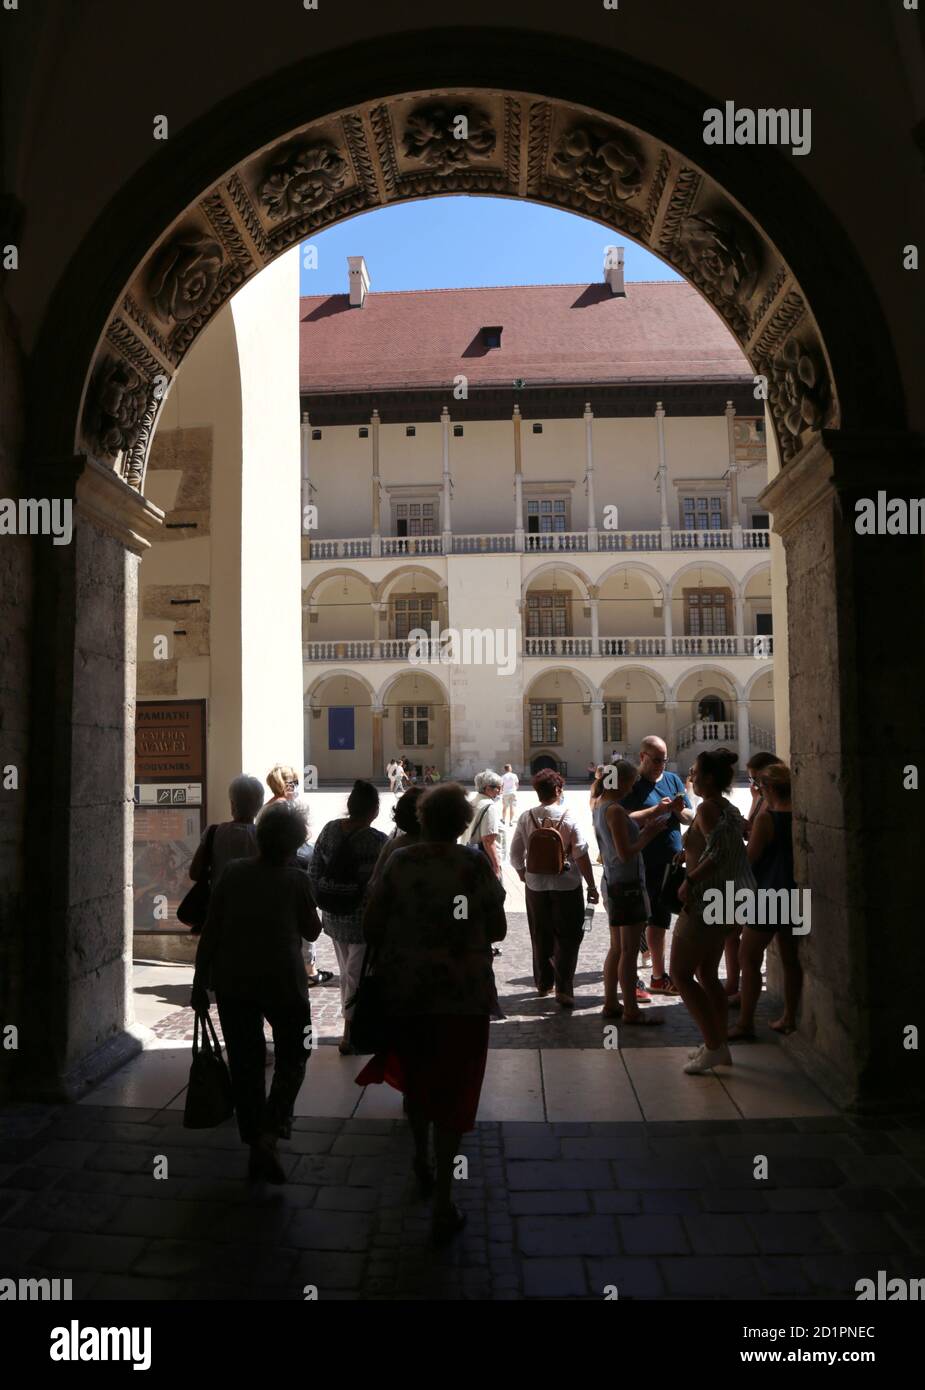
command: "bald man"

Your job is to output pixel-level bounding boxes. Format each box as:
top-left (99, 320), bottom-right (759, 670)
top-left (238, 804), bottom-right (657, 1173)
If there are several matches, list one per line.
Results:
top-left (621, 735), bottom-right (693, 993)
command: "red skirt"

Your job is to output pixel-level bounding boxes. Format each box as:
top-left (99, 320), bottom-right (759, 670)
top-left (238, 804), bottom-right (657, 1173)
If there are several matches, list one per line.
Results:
top-left (355, 1014), bottom-right (490, 1132)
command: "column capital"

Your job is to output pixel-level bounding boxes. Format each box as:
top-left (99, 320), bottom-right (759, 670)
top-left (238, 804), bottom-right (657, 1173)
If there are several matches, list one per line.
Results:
top-left (70, 454), bottom-right (164, 556)
top-left (583, 401), bottom-right (593, 419)
top-left (440, 405), bottom-right (450, 423)
top-left (655, 400), bottom-right (665, 418)
top-left (758, 429), bottom-right (924, 538)
top-left (301, 409), bottom-right (310, 424)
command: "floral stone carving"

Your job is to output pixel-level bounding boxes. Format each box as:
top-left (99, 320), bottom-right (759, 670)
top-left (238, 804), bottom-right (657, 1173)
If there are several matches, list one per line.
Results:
top-left (149, 236), bottom-right (224, 324)
top-left (86, 358), bottom-right (151, 459)
top-left (676, 210), bottom-right (759, 302)
top-left (768, 336), bottom-right (828, 444)
top-left (259, 143), bottom-right (350, 220)
top-left (550, 125), bottom-right (643, 203)
top-left (402, 104), bottom-right (496, 173)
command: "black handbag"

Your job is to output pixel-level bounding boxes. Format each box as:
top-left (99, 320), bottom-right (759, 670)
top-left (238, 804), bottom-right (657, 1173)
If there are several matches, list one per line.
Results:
top-left (660, 860), bottom-right (687, 916)
top-left (183, 1008), bottom-right (234, 1128)
top-left (347, 946), bottom-right (391, 1055)
top-left (177, 823), bottom-right (218, 933)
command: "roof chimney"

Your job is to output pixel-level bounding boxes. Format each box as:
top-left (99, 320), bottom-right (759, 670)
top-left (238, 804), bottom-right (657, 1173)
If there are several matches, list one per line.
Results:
top-left (347, 255), bottom-right (370, 307)
top-left (604, 246), bottom-right (625, 297)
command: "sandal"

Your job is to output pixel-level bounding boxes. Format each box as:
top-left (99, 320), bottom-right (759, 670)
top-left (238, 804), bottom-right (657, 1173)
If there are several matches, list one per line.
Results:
top-left (601, 1005), bottom-right (623, 1019)
top-left (307, 969), bottom-right (335, 987)
top-left (769, 1019), bottom-right (796, 1035)
top-left (622, 1012), bottom-right (665, 1026)
top-left (727, 1024), bottom-right (756, 1041)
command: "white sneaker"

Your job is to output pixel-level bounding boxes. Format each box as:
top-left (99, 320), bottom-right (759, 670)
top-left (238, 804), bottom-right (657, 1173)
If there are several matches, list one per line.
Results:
top-left (688, 1044), bottom-right (705, 1060)
top-left (684, 1044), bottom-right (732, 1075)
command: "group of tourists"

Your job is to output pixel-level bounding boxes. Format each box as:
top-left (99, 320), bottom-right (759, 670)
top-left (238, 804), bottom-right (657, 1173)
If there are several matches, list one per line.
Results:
top-left (187, 736), bottom-right (801, 1238)
top-left (386, 757), bottom-right (442, 795)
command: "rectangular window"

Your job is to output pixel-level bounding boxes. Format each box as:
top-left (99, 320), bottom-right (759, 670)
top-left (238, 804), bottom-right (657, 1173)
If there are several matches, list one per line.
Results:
top-left (453, 425), bottom-right (464, 437)
top-left (395, 501), bottom-right (436, 537)
top-left (756, 612), bottom-right (773, 635)
top-left (529, 701), bottom-right (561, 746)
top-left (684, 588), bottom-right (732, 636)
top-left (681, 495), bottom-right (725, 530)
top-left (392, 593), bottom-right (436, 640)
top-left (751, 512), bottom-right (770, 529)
top-left (526, 496), bottom-right (569, 533)
top-left (602, 701), bottom-right (624, 745)
top-left (401, 704), bottom-right (430, 746)
top-left (526, 591), bottom-right (570, 637)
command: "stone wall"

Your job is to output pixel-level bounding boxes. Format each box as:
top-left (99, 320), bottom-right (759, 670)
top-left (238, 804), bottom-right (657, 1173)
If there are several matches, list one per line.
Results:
top-left (0, 299), bottom-right (31, 1097)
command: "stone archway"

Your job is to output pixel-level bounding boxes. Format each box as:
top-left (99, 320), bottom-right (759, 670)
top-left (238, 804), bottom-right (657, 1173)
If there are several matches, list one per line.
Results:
top-left (13, 32), bottom-right (922, 1114)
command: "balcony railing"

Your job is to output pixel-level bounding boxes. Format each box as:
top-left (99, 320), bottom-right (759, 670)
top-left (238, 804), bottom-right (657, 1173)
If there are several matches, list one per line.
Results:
top-left (305, 529), bottom-right (771, 559)
top-left (304, 634), bottom-right (774, 662)
top-left (677, 719), bottom-right (737, 749)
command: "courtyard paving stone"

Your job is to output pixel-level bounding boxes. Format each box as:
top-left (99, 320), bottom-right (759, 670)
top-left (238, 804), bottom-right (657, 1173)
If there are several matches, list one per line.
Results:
top-left (1, 1100), bottom-right (921, 1301)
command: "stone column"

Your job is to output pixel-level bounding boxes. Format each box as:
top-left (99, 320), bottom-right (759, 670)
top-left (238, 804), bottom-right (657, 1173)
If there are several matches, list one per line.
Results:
top-left (440, 406), bottom-right (452, 555)
top-left (370, 408), bottom-right (381, 557)
top-left (371, 703), bottom-right (384, 779)
top-left (18, 456), bottom-right (163, 1100)
top-left (588, 592), bottom-right (600, 655)
top-left (590, 699), bottom-right (604, 769)
top-left (584, 402), bottom-right (598, 549)
top-left (656, 401), bottom-right (671, 549)
top-left (736, 694), bottom-right (751, 769)
top-left (725, 401), bottom-right (743, 547)
top-left (758, 428), bottom-right (925, 1113)
top-left (513, 404), bottom-right (525, 551)
top-left (300, 410), bottom-right (311, 559)
top-left (664, 699), bottom-right (678, 769)
top-left (303, 695), bottom-right (313, 777)
top-left (734, 592), bottom-right (745, 654)
top-left (661, 583), bottom-right (674, 653)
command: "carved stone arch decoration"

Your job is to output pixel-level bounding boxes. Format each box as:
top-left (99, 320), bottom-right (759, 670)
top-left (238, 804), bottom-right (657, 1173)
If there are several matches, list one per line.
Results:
top-left (74, 74), bottom-right (849, 488)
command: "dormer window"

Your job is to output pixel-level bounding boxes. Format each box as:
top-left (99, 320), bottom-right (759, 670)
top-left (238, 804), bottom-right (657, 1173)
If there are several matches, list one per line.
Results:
top-left (481, 326), bottom-right (502, 349)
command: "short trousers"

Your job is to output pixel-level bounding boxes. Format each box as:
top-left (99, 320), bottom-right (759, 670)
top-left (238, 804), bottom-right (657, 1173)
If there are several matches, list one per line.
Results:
top-left (672, 905), bottom-right (736, 946)
top-left (603, 879), bottom-right (651, 928)
top-left (502, 793), bottom-right (517, 807)
top-left (644, 861), bottom-right (676, 929)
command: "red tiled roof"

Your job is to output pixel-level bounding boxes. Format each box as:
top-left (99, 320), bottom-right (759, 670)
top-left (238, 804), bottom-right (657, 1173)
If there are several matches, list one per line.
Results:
top-left (299, 281), bottom-right (751, 394)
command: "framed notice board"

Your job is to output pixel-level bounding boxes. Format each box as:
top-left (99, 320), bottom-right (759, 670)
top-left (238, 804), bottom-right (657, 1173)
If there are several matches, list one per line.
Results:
top-left (133, 700), bottom-right (207, 932)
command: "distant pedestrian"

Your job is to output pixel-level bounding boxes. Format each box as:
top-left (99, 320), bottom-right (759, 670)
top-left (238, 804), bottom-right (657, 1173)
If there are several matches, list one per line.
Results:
top-left (730, 761), bottom-right (802, 1039)
top-left (308, 781), bottom-right (387, 1055)
top-left (371, 784), bottom-right (425, 886)
top-left (357, 782), bottom-right (506, 1243)
top-left (593, 763), bottom-right (669, 1022)
top-left (191, 801), bottom-right (321, 1184)
top-left (672, 749), bottom-right (755, 1074)
top-left (189, 774), bottom-right (264, 903)
top-left (386, 757), bottom-right (403, 796)
top-left (510, 770), bottom-right (599, 1007)
top-left (500, 764), bottom-right (519, 825)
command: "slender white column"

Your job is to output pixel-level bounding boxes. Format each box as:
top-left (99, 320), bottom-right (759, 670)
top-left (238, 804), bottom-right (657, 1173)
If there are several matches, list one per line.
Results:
top-left (590, 700), bottom-right (604, 769)
top-left (584, 402), bottom-right (598, 548)
top-left (664, 699), bottom-right (678, 769)
top-left (734, 592), bottom-right (745, 654)
top-left (589, 594), bottom-right (600, 655)
top-left (371, 408), bottom-right (381, 557)
top-left (440, 406), bottom-right (452, 554)
top-left (726, 400), bottom-right (743, 547)
top-left (656, 401), bottom-right (671, 549)
top-left (513, 405), bottom-right (525, 551)
top-left (662, 585), bottom-right (673, 650)
top-left (737, 696), bottom-right (751, 770)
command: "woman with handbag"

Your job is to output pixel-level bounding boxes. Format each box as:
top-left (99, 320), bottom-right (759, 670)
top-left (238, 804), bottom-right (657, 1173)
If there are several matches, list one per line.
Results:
top-left (308, 780), bottom-right (386, 1055)
top-left (592, 762), bottom-right (670, 1022)
top-left (356, 782), bottom-right (507, 1244)
top-left (190, 800), bottom-right (321, 1183)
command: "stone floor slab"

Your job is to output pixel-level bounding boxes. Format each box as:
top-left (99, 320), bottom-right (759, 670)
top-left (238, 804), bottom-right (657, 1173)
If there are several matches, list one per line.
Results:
top-left (540, 1049), bottom-right (641, 1122)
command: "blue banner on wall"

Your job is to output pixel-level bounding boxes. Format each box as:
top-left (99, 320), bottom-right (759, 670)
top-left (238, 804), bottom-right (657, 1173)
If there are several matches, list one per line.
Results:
top-left (328, 706), bottom-right (355, 750)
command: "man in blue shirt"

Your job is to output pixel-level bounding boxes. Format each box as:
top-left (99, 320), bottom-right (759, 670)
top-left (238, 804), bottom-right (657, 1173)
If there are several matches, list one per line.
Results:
top-left (621, 735), bottom-right (693, 993)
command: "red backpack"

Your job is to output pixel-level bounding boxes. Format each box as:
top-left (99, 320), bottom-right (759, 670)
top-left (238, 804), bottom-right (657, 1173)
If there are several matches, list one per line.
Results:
top-left (525, 810), bottom-right (568, 875)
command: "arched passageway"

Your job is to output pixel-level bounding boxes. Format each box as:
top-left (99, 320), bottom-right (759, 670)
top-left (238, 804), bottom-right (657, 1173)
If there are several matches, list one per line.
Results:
top-left (5, 29), bottom-right (922, 1116)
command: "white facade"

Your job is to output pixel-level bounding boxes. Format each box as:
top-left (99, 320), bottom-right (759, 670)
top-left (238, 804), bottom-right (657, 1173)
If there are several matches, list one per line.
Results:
top-left (302, 404), bottom-right (776, 781)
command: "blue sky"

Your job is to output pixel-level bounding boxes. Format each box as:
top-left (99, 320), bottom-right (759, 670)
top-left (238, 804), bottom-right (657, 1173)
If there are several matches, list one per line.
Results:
top-left (299, 196), bottom-right (681, 295)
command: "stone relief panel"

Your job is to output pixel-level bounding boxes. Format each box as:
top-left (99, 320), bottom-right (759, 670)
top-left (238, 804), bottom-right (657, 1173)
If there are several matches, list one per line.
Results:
top-left (370, 94), bottom-right (512, 199)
